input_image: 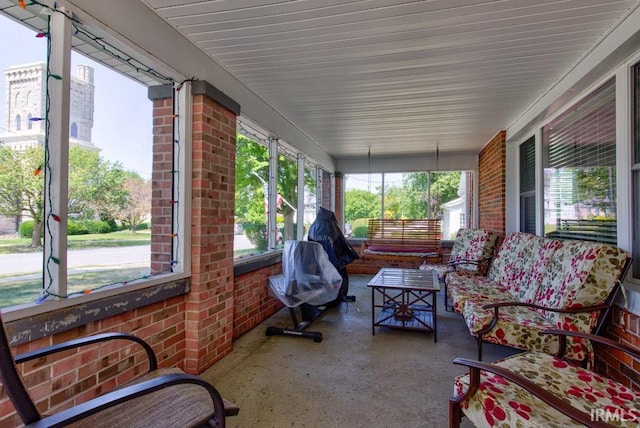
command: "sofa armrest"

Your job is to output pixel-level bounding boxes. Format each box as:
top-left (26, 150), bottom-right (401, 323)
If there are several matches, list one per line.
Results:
top-left (542, 329), bottom-right (640, 360)
top-left (476, 301), bottom-right (611, 336)
top-left (482, 300), bottom-right (611, 314)
top-left (450, 357), bottom-right (612, 428)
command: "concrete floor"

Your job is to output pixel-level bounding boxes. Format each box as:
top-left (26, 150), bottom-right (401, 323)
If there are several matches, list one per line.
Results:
top-left (203, 274), bottom-right (516, 428)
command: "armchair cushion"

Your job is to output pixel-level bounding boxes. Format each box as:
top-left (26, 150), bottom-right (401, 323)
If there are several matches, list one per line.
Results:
top-left (453, 352), bottom-right (640, 428)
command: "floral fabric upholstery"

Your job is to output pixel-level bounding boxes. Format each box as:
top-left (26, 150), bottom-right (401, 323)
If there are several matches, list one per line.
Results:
top-left (453, 352), bottom-right (640, 428)
top-left (446, 274), bottom-right (510, 315)
top-left (487, 232), bottom-right (535, 284)
top-left (448, 232), bottom-right (628, 362)
top-left (462, 298), bottom-right (591, 361)
top-left (420, 229), bottom-right (497, 280)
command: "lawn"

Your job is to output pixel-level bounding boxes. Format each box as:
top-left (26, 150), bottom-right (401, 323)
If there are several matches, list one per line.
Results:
top-left (0, 267), bottom-right (151, 307)
top-left (0, 231), bottom-right (151, 254)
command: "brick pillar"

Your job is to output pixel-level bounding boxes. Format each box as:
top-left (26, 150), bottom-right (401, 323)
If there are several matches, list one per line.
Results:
top-left (148, 85), bottom-right (174, 274)
top-left (334, 172), bottom-right (344, 225)
top-left (186, 81), bottom-right (240, 373)
top-left (321, 169), bottom-right (331, 209)
top-left (478, 131), bottom-right (506, 234)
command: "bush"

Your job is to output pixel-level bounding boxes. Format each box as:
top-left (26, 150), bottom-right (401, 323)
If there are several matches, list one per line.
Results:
top-left (351, 218), bottom-right (371, 238)
top-left (243, 223), bottom-right (268, 251)
top-left (19, 220), bottom-right (34, 238)
top-left (137, 222), bottom-right (149, 231)
top-left (84, 220), bottom-right (112, 234)
top-left (67, 220), bottom-right (89, 235)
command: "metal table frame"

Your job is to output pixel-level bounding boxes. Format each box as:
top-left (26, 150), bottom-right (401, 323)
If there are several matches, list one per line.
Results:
top-left (367, 268), bottom-right (440, 342)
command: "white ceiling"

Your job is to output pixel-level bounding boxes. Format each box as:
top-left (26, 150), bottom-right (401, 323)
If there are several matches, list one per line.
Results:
top-left (2, 0), bottom-right (638, 163)
top-left (138, 0), bottom-right (638, 159)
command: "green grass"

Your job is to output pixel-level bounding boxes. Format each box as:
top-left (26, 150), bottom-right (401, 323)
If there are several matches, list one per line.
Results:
top-left (0, 231), bottom-right (150, 254)
top-left (0, 267), bottom-right (151, 307)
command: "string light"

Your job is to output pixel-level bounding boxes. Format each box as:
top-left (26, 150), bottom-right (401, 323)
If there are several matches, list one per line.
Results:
top-left (28, 0), bottom-right (194, 300)
top-left (18, 0), bottom-right (26, 9)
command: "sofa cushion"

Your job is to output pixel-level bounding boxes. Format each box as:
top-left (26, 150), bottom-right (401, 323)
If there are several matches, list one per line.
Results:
top-left (535, 242), bottom-right (627, 333)
top-left (454, 352), bottom-right (640, 428)
top-left (449, 228), bottom-right (497, 275)
top-left (504, 237), bottom-right (561, 303)
top-left (487, 232), bottom-right (535, 284)
top-left (447, 275), bottom-right (512, 315)
top-left (462, 298), bottom-right (591, 362)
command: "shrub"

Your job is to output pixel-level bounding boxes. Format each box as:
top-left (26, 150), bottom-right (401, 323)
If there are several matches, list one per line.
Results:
top-left (243, 223), bottom-right (268, 251)
top-left (19, 220), bottom-right (34, 238)
top-left (351, 218), bottom-right (371, 238)
top-left (67, 220), bottom-right (89, 235)
top-left (84, 220), bottom-right (112, 234)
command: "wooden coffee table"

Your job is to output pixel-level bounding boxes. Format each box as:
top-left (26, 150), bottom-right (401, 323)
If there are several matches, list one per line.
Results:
top-left (367, 267), bottom-right (440, 342)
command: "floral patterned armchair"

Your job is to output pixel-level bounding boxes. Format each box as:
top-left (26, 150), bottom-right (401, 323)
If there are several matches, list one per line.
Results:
top-left (450, 330), bottom-right (640, 428)
top-left (419, 228), bottom-right (497, 311)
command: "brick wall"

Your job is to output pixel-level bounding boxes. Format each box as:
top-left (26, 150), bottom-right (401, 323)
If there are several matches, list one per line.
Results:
top-left (187, 92), bottom-right (237, 373)
top-left (150, 96), bottom-right (174, 274)
top-left (595, 307), bottom-right (640, 390)
top-left (478, 131), bottom-right (506, 233)
top-left (1, 297), bottom-right (186, 427)
top-left (234, 265), bottom-right (283, 338)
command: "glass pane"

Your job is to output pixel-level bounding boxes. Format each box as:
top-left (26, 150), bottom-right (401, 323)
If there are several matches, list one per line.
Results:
top-left (303, 163), bottom-right (317, 239)
top-left (0, 16), bottom-right (48, 308)
top-left (344, 173), bottom-right (382, 238)
top-left (234, 134), bottom-right (269, 258)
top-left (277, 150), bottom-right (298, 246)
top-left (543, 80), bottom-right (616, 244)
top-left (64, 51), bottom-right (153, 295)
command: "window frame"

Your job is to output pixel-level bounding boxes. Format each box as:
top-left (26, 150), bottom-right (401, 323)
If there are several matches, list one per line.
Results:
top-left (2, 7), bottom-right (190, 319)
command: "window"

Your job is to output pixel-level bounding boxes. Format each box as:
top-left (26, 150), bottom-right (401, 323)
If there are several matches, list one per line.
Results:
top-left (0, 10), bottom-right (181, 309)
top-left (543, 79), bottom-right (616, 245)
top-left (27, 113), bottom-right (32, 129)
top-left (520, 136), bottom-right (536, 234)
top-left (277, 146), bottom-right (298, 246)
top-left (15, 114), bottom-right (21, 131)
top-left (632, 62), bottom-right (640, 278)
top-left (302, 161), bottom-right (317, 239)
top-left (234, 131), bottom-right (270, 258)
top-left (344, 171), bottom-right (471, 239)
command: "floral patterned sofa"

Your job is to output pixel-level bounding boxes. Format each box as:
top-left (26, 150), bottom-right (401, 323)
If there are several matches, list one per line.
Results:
top-left (446, 231), bottom-right (630, 363)
top-left (450, 330), bottom-right (640, 428)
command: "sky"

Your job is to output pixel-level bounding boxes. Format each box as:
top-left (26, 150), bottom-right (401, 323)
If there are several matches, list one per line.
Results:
top-left (0, 14), bottom-right (152, 179)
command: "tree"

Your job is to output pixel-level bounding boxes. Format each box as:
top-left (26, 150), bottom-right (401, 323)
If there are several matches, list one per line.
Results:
top-left (234, 135), bottom-right (269, 225)
top-left (117, 173), bottom-right (151, 232)
top-left (0, 146), bottom-right (44, 247)
top-left (0, 145), bottom-right (129, 247)
top-left (344, 189), bottom-right (380, 224)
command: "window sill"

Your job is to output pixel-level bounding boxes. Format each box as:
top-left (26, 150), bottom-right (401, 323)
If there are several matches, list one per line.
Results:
top-left (2, 273), bottom-right (190, 345)
top-left (234, 250), bottom-right (282, 276)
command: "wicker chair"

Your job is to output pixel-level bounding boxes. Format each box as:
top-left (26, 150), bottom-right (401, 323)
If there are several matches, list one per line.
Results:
top-left (0, 312), bottom-right (237, 427)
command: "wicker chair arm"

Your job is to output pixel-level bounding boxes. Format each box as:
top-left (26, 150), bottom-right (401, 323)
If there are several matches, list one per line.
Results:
top-left (15, 332), bottom-right (157, 371)
top-left (25, 372), bottom-right (226, 428)
top-left (451, 358), bottom-right (613, 428)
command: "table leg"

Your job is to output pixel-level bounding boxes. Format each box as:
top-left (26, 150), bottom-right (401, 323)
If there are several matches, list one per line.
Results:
top-left (433, 290), bottom-right (437, 343)
top-left (371, 287), bottom-right (375, 336)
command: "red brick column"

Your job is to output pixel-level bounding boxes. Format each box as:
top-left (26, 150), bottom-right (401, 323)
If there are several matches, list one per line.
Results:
top-left (478, 131), bottom-right (506, 234)
top-left (186, 82), bottom-right (240, 373)
top-left (334, 172), bottom-right (344, 226)
top-left (148, 87), bottom-right (175, 274)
